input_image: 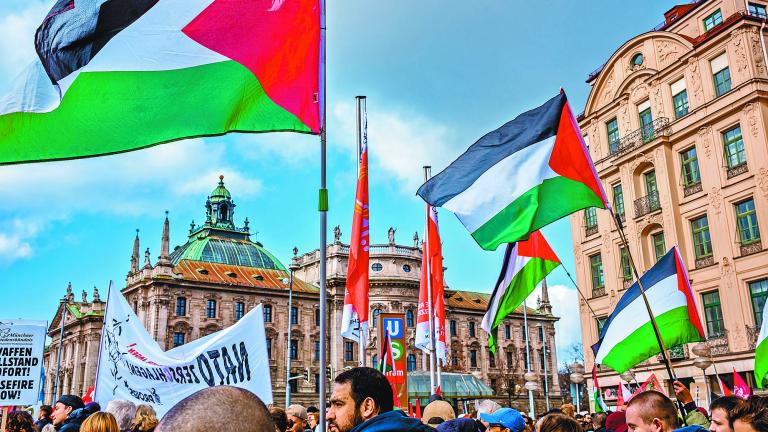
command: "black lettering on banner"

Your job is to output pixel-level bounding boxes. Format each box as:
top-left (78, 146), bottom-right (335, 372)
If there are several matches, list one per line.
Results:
top-left (188, 364), bottom-right (200, 384)
top-left (221, 346), bottom-right (236, 384)
top-left (232, 341), bottom-right (251, 382)
top-left (196, 355), bottom-right (215, 387)
top-left (207, 350), bottom-right (226, 385)
top-left (169, 367), bottom-right (178, 383)
top-left (175, 367), bottom-right (186, 384)
top-left (182, 366), bottom-right (194, 384)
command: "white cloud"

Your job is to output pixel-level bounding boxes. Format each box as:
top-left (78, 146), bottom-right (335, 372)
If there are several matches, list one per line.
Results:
top-left (332, 101), bottom-right (457, 192)
top-left (0, 1), bottom-right (50, 83)
top-left (530, 283), bottom-right (583, 367)
top-left (0, 218), bottom-right (49, 264)
top-left (232, 133), bottom-right (319, 167)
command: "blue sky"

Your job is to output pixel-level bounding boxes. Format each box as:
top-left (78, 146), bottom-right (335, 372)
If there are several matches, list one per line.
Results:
top-left (0, 0), bottom-right (681, 362)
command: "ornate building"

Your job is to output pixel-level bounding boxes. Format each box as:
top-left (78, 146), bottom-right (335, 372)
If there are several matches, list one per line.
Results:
top-left (572, 0), bottom-right (768, 404)
top-left (45, 176), bottom-right (561, 410)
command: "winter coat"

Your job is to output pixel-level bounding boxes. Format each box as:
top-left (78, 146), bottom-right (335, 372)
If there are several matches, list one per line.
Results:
top-left (57, 408), bottom-right (90, 432)
top-left (683, 409), bottom-right (710, 429)
top-left (673, 426), bottom-right (708, 432)
top-left (349, 410), bottom-right (436, 432)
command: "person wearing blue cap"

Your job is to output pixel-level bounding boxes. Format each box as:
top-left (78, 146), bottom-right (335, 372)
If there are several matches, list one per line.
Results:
top-left (479, 408), bottom-right (526, 432)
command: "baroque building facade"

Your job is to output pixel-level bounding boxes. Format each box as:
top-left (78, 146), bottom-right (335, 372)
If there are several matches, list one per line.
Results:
top-left (44, 177), bottom-right (561, 410)
top-left (572, 0), bottom-right (768, 404)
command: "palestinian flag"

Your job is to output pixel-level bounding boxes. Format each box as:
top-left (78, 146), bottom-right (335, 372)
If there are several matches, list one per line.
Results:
top-left (592, 248), bottom-right (705, 373)
top-left (592, 366), bottom-right (608, 413)
top-left (755, 300), bottom-right (768, 388)
top-left (378, 330), bottom-right (396, 374)
top-left (417, 91), bottom-right (607, 251)
top-left (0, 0), bottom-right (321, 165)
top-left (480, 230), bottom-right (560, 352)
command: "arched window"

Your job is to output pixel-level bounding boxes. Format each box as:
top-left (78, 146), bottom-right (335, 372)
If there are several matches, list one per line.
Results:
top-left (263, 305), bottom-right (273, 323)
top-left (406, 309), bottom-right (414, 327)
top-left (219, 204), bottom-right (228, 222)
top-left (372, 308), bottom-right (381, 328)
top-left (407, 354), bottom-right (416, 372)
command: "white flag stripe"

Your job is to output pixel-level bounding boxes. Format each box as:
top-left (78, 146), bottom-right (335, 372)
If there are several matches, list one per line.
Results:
top-left (443, 136), bottom-right (558, 232)
top-left (481, 245), bottom-right (530, 334)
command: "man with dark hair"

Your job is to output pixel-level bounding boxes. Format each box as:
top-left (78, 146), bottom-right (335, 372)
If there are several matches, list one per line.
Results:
top-left (51, 394), bottom-right (88, 432)
top-left (626, 390), bottom-right (707, 432)
top-left (36, 405), bottom-right (53, 431)
top-left (729, 395), bottom-right (768, 432)
top-left (327, 367), bottom-right (433, 432)
top-left (156, 386), bottom-right (274, 432)
top-left (708, 396), bottom-right (745, 432)
top-left (593, 412), bottom-right (608, 432)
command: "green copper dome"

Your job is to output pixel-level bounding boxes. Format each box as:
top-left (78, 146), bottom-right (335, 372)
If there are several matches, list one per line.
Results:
top-left (209, 175), bottom-right (231, 202)
top-left (170, 236), bottom-right (286, 270)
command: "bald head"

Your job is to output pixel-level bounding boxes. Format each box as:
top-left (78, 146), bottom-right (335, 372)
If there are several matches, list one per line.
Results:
top-left (157, 386), bottom-right (273, 432)
top-left (625, 390), bottom-right (678, 431)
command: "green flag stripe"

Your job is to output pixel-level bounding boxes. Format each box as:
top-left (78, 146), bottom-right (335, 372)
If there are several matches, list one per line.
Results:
top-left (0, 60), bottom-right (311, 165)
top-left (471, 176), bottom-right (604, 251)
top-left (756, 337), bottom-right (768, 389)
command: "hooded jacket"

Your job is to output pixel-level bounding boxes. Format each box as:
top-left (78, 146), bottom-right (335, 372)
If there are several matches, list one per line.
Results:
top-left (349, 410), bottom-right (435, 432)
top-left (57, 408), bottom-right (90, 432)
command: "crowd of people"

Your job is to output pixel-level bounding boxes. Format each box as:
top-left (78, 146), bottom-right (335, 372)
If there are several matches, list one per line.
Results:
top-left (3, 368), bottom-right (766, 432)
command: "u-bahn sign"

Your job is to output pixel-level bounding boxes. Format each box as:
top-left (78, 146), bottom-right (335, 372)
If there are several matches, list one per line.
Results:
top-left (378, 313), bottom-right (408, 409)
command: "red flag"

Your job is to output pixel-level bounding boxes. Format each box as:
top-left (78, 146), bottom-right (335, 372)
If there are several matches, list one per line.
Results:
top-left (717, 375), bottom-right (732, 396)
top-left (341, 130), bottom-right (370, 341)
top-left (82, 386), bottom-right (94, 404)
top-left (415, 205), bottom-right (446, 364)
top-left (733, 368), bottom-right (751, 399)
top-left (408, 402), bottom-right (413, 417)
top-left (415, 399), bottom-right (422, 418)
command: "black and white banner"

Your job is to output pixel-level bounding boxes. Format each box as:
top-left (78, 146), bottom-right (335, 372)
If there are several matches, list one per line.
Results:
top-left (95, 284), bottom-right (272, 415)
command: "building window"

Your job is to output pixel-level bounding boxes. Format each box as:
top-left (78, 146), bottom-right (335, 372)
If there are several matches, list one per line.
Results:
top-left (631, 53), bottom-right (644, 67)
top-left (671, 78), bottom-right (688, 118)
top-left (522, 327), bottom-right (528, 342)
top-left (235, 302), bottom-right (245, 321)
top-left (450, 320), bottom-right (457, 337)
top-left (173, 332), bottom-right (185, 348)
top-left (504, 324), bottom-right (511, 340)
top-left (538, 326), bottom-right (545, 342)
top-left (702, 291), bottom-right (725, 337)
top-left (314, 340), bottom-right (320, 361)
top-left (749, 279), bottom-right (768, 327)
top-left (315, 309), bottom-right (320, 326)
top-left (266, 338), bottom-right (272, 359)
top-left (607, 118), bottom-right (620, 154)
top-left (540, 351), bottom-right (547, 371)
top-left (289, 379), bottom-right (297, 394)
top-left (402, 264), bottom-right (411, 273)
top-left (489, 353), bottom-right (496, 368)
top-left (372, 354), bottom-right (378, 367)
top-left (711, 53), bottom-right (731, 97)
top-left (314, 374), bottom-right (320, 394)
top-left (584, 207), bottom-right (598, 232)
top-left (723, 126), bottom-right (746, 169)
top-left (290, 306), bottom-right (298, 325)
top-left (406, 309), bottom-right (414, 327)
top-left (290, 339), bottom-right (298, 360)
top-left (263, 305), bottom-right (273, 323)
top-left (691, 216), bottom-right (713, 259)
top-left (749, 2), bottom-right (767, 18)
top-left (645, 170), bottom-right (658, 195)
top-left (469, 350), bottom-right (478, 368)
top-left (407, 354), bottom-right (416, 372)
top-left (523, 349), bottom-right (529, 368)
top-left (652, 232), bottom-right (666, 262)
top-left (596, 317), bottom-right (607, 336)
top-left (736, 199), bottom-right (761, 245)
top-left (206, 299), bottom-right (216, 318)
top-left (175, 297), bottom-right (186, 316)
top-left (371, 263), bottom-right (383, 272)
top-left (491, 378), bottom-right (498, 390)
top-left (638, 102), bottom-right (653, 143)
top-left (506, 351), bottom-right (514, 368)
top-left (469, 321), bottom-right (476, 337)
top-left (680, 147), bottom-right (701, 187)
top-left (613, 184), bottom-right (625, 218)
top-left (590, 254), bottom-right (604, 291)
top-left (372, 308), bottom-right (381, 328)
top-left (619, 246), bottom-right (632, 282)
top-left (703, 9), bottom-right (723, 31)
top-left (451, 352), bottom-right (459, 367)
top-left (344, 341), bottom-right (354, 362)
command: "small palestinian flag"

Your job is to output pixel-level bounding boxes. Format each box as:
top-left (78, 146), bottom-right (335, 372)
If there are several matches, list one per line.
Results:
top-left (378, 330), bottom-right (396, 374)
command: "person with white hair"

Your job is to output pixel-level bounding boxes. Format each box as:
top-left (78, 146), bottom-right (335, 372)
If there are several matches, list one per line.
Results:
top-left (477, 400), bottom-right (501, 428)
top-left (104, 400), bottom-right (137, 432)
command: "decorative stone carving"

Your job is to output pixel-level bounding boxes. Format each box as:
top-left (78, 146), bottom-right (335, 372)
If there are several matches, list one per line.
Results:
top-left (698, 126), bottom-right (713, 158)
top-left (657, 40), bottom-right (680, 68)
top-left (81, 290), bottom-right (87, 303)
top-left (620, 103), bottom-right (631, 134)
top-left (602, 231), bottom-right (612, 255)
top-left (333, 225), bottom-right (341, 243)
top-left (601, 70), bottom-right (616, 104)
top-left (651, 81), bottom-right (665, 117)
top-left (630, 82), bottom-right (649, 104)
top-left (709, 187), bottom-right (722, 214)
top-left (638, 213), bottom-right (664, 235)
top-left (387, 227), bottom-right (396, 245)
top-left (743, 103), bottom-right (759, 138)
top-left (757, 167), bottom-right (768, 197)
top-left (687, 58), bottom-right (704, 105)
top-left (748, 28), bottom-right (766, 77)
top-left (574, 244), bottom-right (582, 266)
top-left (630, 152), bottom-right (654, 173)
top-left (731, 32), bottom-right (749, 78)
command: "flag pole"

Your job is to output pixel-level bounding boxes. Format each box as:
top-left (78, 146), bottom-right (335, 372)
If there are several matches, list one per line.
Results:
top-left (318, 0), bottom-right (328, 429)
top-left (606, 208), bottom-right (686, 422)
top-left (522, 299), bottom-right (535, 418)
top-left (355, 95), bottom-right (367, 368)
top-left (423, 166), bottom-right (438, 395)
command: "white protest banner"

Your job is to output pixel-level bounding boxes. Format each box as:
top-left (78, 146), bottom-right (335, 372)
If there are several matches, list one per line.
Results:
top-left (95, 284), bottom-right (272, 415)
top-left (0, 319), bottom-right (46, 405)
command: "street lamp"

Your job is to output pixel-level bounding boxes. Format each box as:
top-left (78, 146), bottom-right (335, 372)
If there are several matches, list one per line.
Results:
top-left (569, 362), bottom-right (585, 414)
top-left (284, 247), bottom-right (299, 408)
top-left (537, 324), bottom-right (551, 411)
top-left (692, 342), bottom-right (713, 408)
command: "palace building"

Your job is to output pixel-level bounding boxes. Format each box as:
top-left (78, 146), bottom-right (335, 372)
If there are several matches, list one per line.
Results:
top-left (572, 0), bottom-right (768, 403)
top-left (44, 176), bottom-right (561, 410)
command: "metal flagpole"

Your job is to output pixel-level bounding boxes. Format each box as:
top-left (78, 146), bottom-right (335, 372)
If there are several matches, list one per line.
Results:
top-left (53, 296), bottom-right (68, 402)
top-left (522, 300), bottom-right (535, 418)
top-left (607, 209), bottom-right (686, 422)
top-left (355, 95), bottom-right (367, 368)
top-left (318, 0), bottom-right (328, 429)
top-left (423, 166), bottom-right (438, 394)
top-left (285, 270), bottom-right (295, 408)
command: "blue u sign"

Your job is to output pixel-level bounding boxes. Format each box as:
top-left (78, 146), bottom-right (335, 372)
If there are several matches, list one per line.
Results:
top-left (383, 318), bottom-right (403, 338)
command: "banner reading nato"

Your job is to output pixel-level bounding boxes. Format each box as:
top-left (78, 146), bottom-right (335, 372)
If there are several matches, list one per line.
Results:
top-left (0, 319), bottom-right (46, 405)
top-left (95, 285), bottom-right (272, 415)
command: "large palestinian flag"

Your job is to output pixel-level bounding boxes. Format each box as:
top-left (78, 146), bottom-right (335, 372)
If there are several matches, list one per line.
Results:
top-left (0, 0), bottom-right (321, 165)
top-left (417, 92), bottom-right (607, 251)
